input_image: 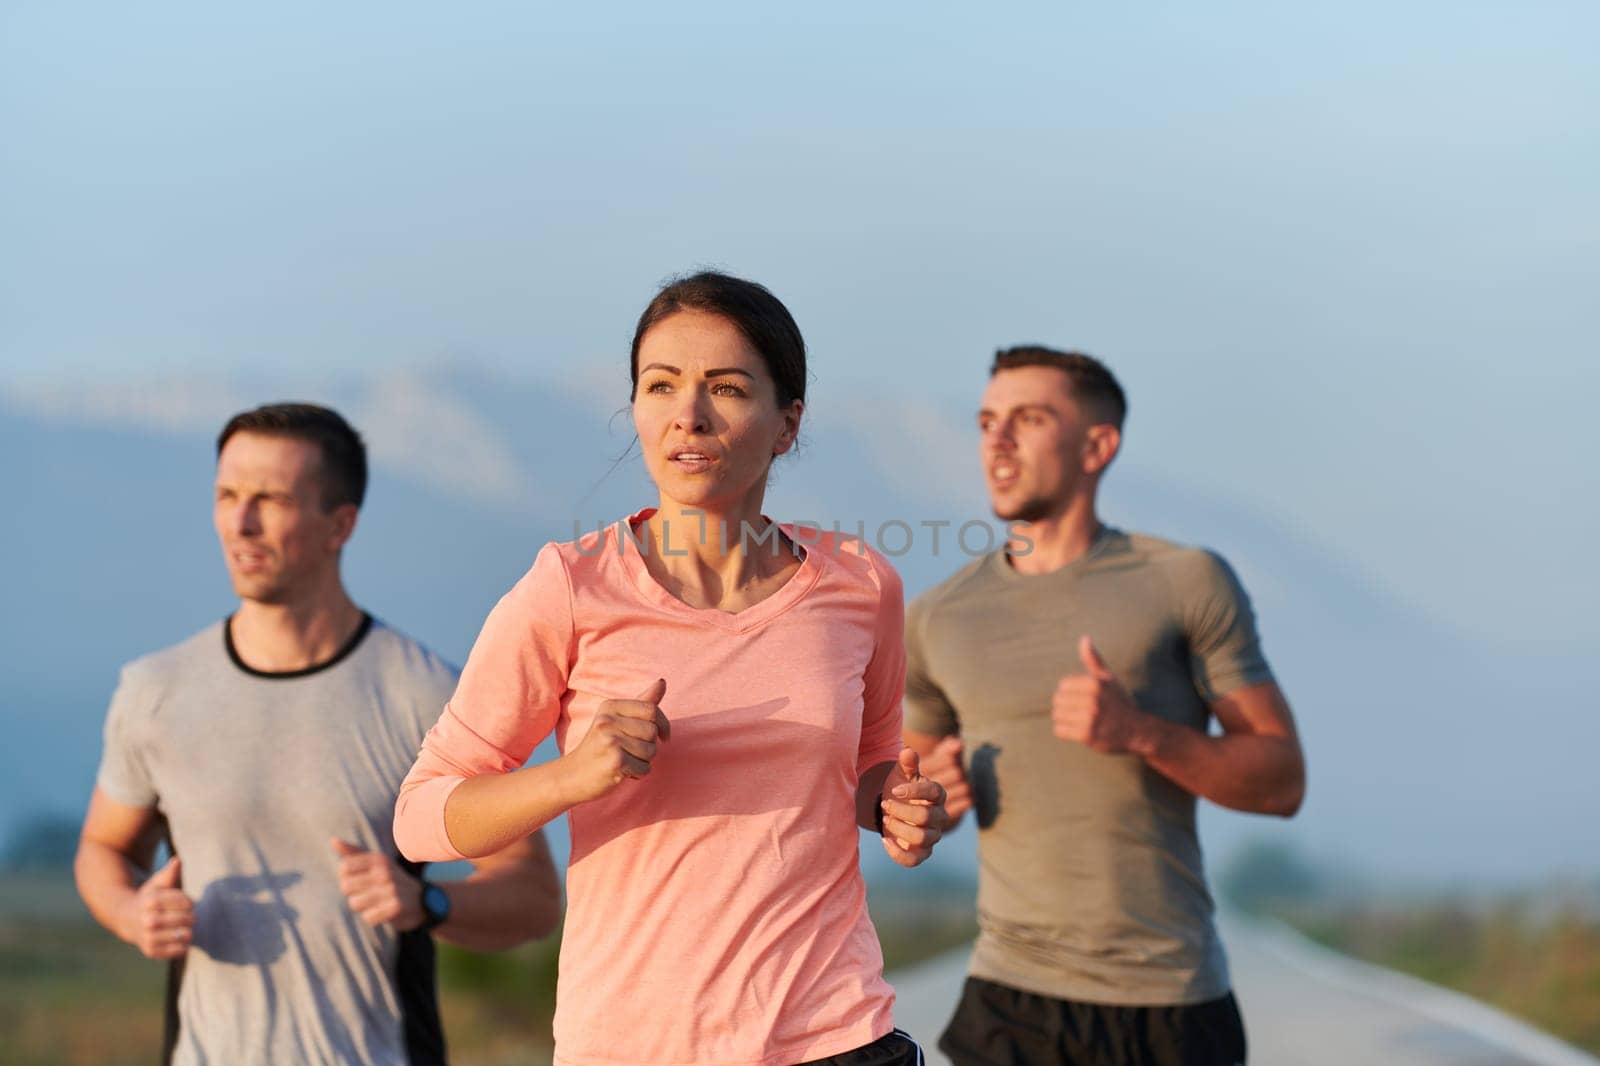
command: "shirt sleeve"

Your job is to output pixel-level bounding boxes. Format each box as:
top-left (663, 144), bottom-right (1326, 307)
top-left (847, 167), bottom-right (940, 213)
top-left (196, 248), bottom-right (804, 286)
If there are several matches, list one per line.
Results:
top-left (856, 549), bottom-right (908, 777)
top-left (96, 665), bottom-right (159, 809)
top-left (902, 593), bottom-right (961, 738)
top-left (1182, 549), bottom-right (1276, 704)
top-left (394, 543), bottom-right (575, 861)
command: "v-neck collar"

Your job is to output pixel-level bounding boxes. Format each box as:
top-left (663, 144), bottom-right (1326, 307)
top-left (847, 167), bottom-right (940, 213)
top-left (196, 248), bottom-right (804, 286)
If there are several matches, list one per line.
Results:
top-left (615, 509), bottom-right (825, 633)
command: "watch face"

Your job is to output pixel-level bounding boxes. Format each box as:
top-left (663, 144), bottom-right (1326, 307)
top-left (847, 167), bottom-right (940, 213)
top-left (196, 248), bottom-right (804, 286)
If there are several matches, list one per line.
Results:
top-left (423, 884), bottom-right (450, 925)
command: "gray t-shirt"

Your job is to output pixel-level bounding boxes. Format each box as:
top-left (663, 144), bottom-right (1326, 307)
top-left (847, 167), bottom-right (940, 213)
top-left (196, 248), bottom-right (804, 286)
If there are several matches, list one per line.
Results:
top-left (903, 528), bottom-right (1274, 1007)
top-left (96, 615), bottom-right (459, 1065)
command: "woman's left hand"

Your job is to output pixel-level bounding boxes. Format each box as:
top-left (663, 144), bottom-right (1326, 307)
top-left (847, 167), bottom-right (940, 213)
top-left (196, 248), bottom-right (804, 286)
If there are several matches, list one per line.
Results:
top-left (880, 749), bottom-right (948, 868)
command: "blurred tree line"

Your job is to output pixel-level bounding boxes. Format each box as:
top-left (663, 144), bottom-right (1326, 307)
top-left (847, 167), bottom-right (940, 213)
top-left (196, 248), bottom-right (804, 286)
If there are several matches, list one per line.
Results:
top-left (2, 813), bottom-right (79, 873)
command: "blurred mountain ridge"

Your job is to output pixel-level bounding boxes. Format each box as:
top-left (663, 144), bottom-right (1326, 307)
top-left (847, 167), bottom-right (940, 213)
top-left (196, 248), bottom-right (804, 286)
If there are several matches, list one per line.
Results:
top-left (3, 365), bottom-right (1591, 887)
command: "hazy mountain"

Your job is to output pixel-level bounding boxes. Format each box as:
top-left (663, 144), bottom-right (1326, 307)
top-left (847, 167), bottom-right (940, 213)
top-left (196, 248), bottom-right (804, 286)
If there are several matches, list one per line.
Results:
top-left (2, 367), bottom-right (1591, 888)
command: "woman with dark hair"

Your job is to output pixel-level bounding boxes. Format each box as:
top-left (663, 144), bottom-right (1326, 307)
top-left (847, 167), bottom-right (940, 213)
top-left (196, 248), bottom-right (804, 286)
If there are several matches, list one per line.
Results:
top-left (395, 271), bottom-right (947, 1066)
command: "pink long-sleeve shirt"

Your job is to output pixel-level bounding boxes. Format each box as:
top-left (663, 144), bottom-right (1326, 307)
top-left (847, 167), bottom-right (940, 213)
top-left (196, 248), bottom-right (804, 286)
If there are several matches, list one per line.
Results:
top-left (395, 513), bottom-right (905, 1066)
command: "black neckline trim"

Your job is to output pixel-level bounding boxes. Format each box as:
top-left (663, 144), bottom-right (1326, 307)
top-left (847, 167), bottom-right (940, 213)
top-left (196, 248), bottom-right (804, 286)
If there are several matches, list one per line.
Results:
top-left (224, 613), bottom-right (374, 680)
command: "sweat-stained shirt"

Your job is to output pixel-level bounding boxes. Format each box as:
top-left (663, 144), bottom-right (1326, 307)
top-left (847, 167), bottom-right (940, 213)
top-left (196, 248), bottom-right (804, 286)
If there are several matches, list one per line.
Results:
top-left (394, 512), bottom-right (907, 1066)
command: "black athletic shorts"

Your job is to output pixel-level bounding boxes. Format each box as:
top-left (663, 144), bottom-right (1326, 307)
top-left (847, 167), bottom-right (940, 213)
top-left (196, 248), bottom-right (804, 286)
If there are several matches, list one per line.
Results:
top-left (798, 1027), bottom-right (926, 1065)
top-left (939, 977), bottom-right (1246, 1066)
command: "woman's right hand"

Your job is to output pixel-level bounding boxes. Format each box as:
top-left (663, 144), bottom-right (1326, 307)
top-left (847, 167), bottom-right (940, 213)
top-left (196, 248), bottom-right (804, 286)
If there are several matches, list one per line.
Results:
top-left (559, 679), bottom-right (672, 805)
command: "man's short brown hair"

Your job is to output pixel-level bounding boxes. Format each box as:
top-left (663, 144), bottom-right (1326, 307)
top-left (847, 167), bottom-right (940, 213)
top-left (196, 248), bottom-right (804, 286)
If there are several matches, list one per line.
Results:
top-left (991, 346), bottom-right (1127, 429)
top-left (217, 403), bottom-right (368, 510)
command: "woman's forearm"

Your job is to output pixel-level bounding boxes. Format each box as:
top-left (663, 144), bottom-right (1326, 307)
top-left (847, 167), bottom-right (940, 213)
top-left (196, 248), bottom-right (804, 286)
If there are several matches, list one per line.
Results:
top-left (443, 759), bottom-right (579, 859)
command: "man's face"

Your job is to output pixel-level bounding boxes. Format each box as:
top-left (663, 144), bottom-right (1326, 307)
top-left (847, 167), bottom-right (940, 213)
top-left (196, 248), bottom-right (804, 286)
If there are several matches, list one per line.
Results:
top-left (977, 366), bottom-right (1097, 523)
top-left (213, 433), bottom-right (351, 605)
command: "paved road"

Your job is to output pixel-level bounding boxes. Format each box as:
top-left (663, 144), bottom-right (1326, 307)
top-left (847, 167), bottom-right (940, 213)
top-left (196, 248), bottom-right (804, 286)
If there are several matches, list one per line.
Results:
top-left (889, 914), bottom-right (1599, 1065)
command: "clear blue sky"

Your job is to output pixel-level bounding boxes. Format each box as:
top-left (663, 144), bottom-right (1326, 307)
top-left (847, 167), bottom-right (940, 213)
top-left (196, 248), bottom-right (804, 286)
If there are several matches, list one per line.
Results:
top-left (2, 2), bottom-right (1596, 649)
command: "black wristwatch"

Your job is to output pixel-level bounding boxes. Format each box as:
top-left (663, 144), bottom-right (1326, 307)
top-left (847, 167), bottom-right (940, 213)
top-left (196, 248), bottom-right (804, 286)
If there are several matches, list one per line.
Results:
top-left (419, 881), bottom-right (451, 933)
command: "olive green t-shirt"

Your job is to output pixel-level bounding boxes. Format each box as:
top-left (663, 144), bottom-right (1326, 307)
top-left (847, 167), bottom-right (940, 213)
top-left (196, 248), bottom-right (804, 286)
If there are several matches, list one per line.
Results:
top-left (904, 527), bottom-right (1274, 1006)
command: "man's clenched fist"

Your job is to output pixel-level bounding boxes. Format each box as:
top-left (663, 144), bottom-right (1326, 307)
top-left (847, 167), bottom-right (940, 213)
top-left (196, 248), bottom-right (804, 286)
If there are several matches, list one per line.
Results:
top-left (1053, 636), bottom-right (1147, 754)
top-left (918, 735), bottom-right (972, 826)
top-left (119, 855), bottom-right (194, 960)
top-left (332, 838), bottom-right (425, 930)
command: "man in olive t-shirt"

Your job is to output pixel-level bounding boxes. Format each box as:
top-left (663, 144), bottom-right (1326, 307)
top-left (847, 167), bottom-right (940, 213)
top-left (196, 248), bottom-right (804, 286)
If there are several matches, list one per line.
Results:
top-left (904, 349), bottom-right (1306, 1066)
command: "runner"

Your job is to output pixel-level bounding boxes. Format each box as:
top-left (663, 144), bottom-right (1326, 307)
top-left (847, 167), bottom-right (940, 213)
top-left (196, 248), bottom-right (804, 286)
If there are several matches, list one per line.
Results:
top-left (904, 348), bottom-right (1307, 1066)
top-left (394, 271), bottom-right (947, 1066)
top-left (75, 403), bottom-right (561, 1065)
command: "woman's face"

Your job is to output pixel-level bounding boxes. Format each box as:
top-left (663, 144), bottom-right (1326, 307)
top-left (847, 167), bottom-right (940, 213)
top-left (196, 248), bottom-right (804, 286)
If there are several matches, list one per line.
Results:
top-left (633, 310), bottom-right (802, 516)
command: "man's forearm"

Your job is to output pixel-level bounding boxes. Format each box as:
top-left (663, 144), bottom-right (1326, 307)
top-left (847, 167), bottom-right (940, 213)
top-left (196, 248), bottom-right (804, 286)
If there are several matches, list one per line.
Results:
top-left (433, 858), bottom-right (562, 952)
top-left (74, 839), bottom-right (145, 944)
top-left (1131, 717), bottom-right (1305, 816)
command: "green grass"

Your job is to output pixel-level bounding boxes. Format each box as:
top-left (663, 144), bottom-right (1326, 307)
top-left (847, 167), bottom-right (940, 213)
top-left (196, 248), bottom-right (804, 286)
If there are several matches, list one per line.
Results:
top-left (1277, 899), bottom-right (1600, 1055)
top-left (0, 913), bottom-right (168, 1066)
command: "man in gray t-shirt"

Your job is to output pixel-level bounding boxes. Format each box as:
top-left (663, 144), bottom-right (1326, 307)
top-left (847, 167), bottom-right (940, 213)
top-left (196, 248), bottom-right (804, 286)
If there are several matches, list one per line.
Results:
top-left (75, 403), bottom-right (561, 1065)
top-left (904, 350), bottom-right (1306, 1066)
